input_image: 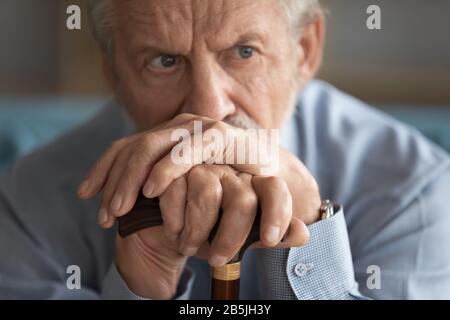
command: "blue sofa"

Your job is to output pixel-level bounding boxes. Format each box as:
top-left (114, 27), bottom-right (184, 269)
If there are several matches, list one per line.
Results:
top-left (1, 97), bottom-right (449, 173)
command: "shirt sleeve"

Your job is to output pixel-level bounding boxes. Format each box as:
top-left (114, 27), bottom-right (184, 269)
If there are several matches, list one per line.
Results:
top-left (286, 207), bottom-right (368, 300)
top-left (284, 165), bottom-right (450, 300)
top-left (100, 263), bottom-right (195, 300)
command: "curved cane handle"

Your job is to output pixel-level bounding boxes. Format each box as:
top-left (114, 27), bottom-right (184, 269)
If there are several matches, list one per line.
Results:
top-left (118, 194), bottom-right (261, 262)
top-left (117, 193), bottom-right (261, 300)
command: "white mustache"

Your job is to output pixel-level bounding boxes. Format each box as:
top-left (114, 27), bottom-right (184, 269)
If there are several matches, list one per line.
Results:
top-left (224, 113), bottom-right (262, 130)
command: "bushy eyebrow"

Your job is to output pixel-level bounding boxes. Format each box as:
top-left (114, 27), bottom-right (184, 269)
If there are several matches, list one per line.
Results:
top-left (234, 32), bottom-right (265, 46)
top-left (128, 34), bottom-right (188, 57)
top-left (234, 32), bottom-right (266, 46)
top-left (205, 29), bottom-right (268, 52)
top-left (128, 26), bottom-right (268, 58)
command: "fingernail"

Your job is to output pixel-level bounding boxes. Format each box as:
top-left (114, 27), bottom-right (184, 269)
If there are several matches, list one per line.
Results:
top-left (264, 226), bottom-right (280, 245)
top-left (98, 208), bottom-right (109, 226)
top-left (209, 255), bottom-right (228, 267)
top-left (78, 180), bottom-right (90, 195)
top-left (143, 182), bottom-right (155, 198)
top-left (181, 246), bottom-right (198, 257)
top-left (110, 194), bottom-right (122, 213)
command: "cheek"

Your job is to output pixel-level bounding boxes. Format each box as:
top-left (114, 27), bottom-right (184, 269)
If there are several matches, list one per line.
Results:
top-left (235, 58), bottom-right (298, 129)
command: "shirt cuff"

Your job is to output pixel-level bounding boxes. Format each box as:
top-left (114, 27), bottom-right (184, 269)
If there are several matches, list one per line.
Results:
top-left (100, 263), bottom-right (195, 300)
top-left (286, 206), bottom-right (361, 299)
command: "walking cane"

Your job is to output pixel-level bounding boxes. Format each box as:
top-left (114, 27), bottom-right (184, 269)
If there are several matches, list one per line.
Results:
top-left (118, 194), bottom-right (260, 300)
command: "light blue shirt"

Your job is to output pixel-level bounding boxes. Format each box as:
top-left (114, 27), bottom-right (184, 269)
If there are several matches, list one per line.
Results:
top-left (1, 81), bottom-right (450, 299)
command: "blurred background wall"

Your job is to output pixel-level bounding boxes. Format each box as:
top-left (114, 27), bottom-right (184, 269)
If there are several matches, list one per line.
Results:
top-left (319, 0), bottom-right (450, 106)
top-left (0, 0), bottom-right (449, 105)
top-left (0, 0), bottom-right (109, 96)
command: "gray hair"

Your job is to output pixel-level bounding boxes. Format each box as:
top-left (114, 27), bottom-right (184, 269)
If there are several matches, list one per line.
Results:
top-left (87, 0), bottom-right (322, 55)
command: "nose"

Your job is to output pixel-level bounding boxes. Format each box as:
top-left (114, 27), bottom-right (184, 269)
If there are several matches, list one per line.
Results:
top-left (182, 59), bottom-right (235, 121)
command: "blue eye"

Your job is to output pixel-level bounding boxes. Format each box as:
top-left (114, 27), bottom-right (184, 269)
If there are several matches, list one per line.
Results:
top-left (150, 54), bottom-right (178, 69)
top-left (237, 46), bottom-right (254, 59)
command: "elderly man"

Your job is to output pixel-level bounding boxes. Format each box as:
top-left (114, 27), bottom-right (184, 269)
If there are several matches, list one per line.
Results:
top-left (1, 0), bottom-right (450, 300)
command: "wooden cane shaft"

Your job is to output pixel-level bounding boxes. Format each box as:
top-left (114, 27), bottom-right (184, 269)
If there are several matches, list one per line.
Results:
top-left (210, 262), bottom-right (241, 300)
top-left (211, 278), bottom-right (240, 300)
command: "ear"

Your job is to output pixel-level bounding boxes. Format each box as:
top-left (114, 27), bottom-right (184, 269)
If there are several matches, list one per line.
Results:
top-left (295, 14), bottom-right (326, 84)
top-left (101, 51), bottom-right (118, 92)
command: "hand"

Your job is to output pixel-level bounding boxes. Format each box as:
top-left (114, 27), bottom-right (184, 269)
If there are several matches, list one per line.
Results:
top-left (157, 165), bottom-right (311, 263)
top-left (77, 113), bottom-right (281, 228)
top-left (114, 164), bottom-right (310, 299)
top-left (78, 114), bottom-right (321, 298)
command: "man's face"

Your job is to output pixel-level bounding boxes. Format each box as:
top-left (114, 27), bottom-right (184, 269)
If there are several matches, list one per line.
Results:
top-left (111, 0), bottom-right (304, 130)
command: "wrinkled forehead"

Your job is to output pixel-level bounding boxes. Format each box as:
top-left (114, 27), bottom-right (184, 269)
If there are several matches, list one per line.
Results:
top-left (115, 0), bottom-right (285, 54)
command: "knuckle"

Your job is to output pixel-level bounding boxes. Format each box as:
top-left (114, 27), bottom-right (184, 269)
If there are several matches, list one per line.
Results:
top-left (151, 161), bottom-right (171, 181)
top-left (230, 194), bottom-right (256, 216)
top-left (162, 212), bottom-right (183, 234)
top-left (185, 200), bottom-right (218, 225)
top-left (186, 200), bottom-right (214, 218)
top-left (213, 234), bottom-right (242, 255)
top-left (184, 224), bottom-right (207, 244)
top-left (189, 170), bottom-right (222, 195)
top-left (122, 160), bottom-right (139, 180)
top-left (168, 221), bottom-right (183, 235)
top-left (139, 132), bottom-right (157, 150)
top-left (237, 188), bottom-right (258, 211)
top-left (126, 154), bottom-right (142, 173)
top-left (266, 176), bottom-right (288, 192)
top-left (110, 138), bottom-right (127, 150)
top-left (189, 165), bottom-right (205, 178)
top-left (190, 186), bottom-right (222, 210)
top-left (206, 183), bottom-right (223, 201)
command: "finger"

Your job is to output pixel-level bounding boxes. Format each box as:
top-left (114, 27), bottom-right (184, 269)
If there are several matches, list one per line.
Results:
top-left (252, 176), bottom-right (292, 248)
top-left (228, 129), bottom-right (280, 176)
top-left (196, 242), bottom-right (211, 260)
top-left (143, 125), bottom-right (225, 198)
top-left (248, 216), bottom-right (310, 250)
top-left (208, 173), bottom-right (257, 267)
top-left (80, 118), bottom-right (200, 199)
top-left (143, 121), bottom-right (279, 198)
top-left (77, 133), bottom-right (146, 199)
top-left (98, 146), bottom-right (133, 227)
top-left (178, 166), bottom-right (222, 257)
top-left (159, 176), bottom-right (187, 241)
top-left (107, 139), bottom-right (156, 217)
top-left (276, 217), bottom-right (309, 248)
top-left (142, 134), bottom-right (203, 198)
top-left (107, 122), bottom-right (203, 216)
